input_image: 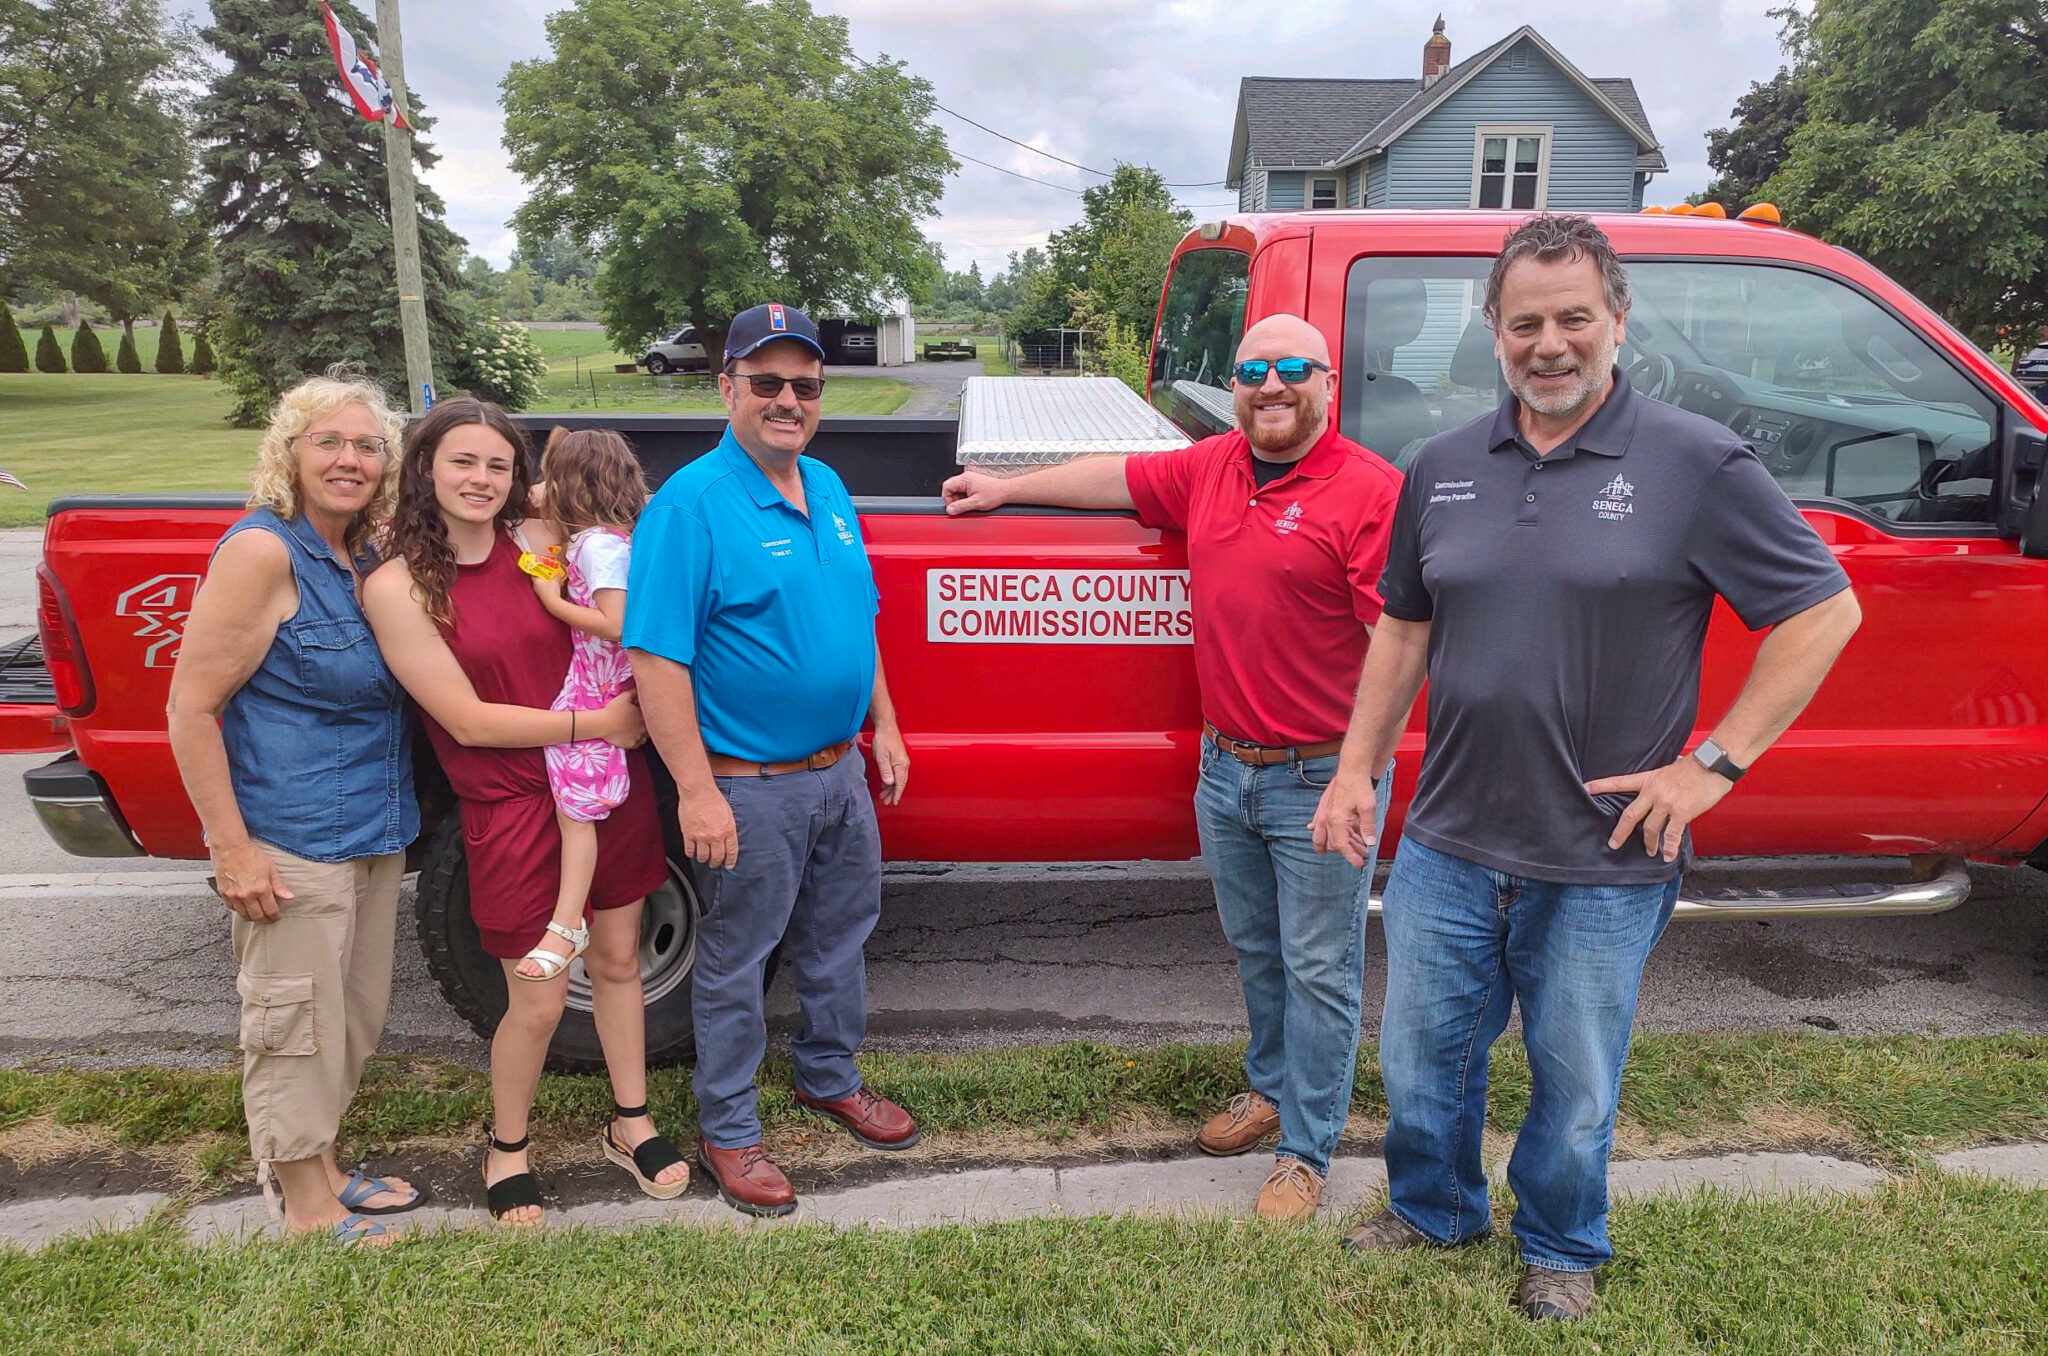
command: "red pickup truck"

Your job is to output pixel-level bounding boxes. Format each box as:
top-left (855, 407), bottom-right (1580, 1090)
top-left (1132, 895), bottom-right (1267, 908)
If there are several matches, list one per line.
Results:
top-left (11, 209), bottom-right (2048, 1067)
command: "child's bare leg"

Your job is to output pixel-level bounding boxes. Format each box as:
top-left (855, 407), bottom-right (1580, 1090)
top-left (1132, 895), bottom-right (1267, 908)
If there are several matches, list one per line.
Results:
top-left (516, 808), bottom-right (599, 980)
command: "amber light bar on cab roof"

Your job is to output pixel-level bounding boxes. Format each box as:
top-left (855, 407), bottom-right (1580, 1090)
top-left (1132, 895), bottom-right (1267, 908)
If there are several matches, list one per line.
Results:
top-left (1643, 201), bottom-right (1783, 225)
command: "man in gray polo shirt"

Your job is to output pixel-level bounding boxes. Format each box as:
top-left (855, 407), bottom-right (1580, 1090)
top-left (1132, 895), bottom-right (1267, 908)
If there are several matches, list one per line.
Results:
top-left (1311, 215), bottom-right (1861, 1321)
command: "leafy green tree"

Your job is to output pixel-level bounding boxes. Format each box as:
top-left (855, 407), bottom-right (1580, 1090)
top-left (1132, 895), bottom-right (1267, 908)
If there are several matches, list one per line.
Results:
top-left (115, 322), bottom-right (142, 373)
top-left (34, 323), bottom-right (64, 372)
top-left (1009, 166), bottom-right (1192, 340)
top-left (1767, 0), bottom-right (2048, 345)
top-left (502, 0), bottom-right (955, 360)
top-left (71, 318), bottom-right (106, 372)
top-left (983, 248), bottom-right (1047, 319)
top-left (1695, 65), bottom-right (1809, 214)
top-left (0, 1), bottom-right (200, 320)
top-left (155, 311), bottom-right (184, 373)
top-left (196, 0), bottom-right (471, 423)
top-left (498, 265), bottom-right (538, 320)
top-left (511, 228), bottom-right (596, 286)
top-left (189, 328), bottom-right (216, 376)
top-left (0, 301), bottom-right (27, 372)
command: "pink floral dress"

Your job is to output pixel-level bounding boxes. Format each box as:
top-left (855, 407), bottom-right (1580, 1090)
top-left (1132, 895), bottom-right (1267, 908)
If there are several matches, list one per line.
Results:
top-left (547, 527), bottom-right (635, 823)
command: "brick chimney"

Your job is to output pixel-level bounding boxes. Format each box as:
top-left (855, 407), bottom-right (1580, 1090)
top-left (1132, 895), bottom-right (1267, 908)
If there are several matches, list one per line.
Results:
top-left (1423, 16), bottom-right (1452, 86)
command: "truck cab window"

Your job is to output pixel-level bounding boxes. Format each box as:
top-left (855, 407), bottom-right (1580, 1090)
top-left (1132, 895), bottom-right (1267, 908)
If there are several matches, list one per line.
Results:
top-left (1343, 256), bottom-right (2000, 527)
top-left (1150, 247), bottom-right (1250, 438)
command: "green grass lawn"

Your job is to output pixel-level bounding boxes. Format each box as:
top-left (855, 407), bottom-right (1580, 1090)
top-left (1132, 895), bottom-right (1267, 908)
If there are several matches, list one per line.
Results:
top-left (958, 333), bottom-right (1015, 377)
top-left (0, 372), bottom-right (251, 526)
top-left (5, 1178), bottom-right (2044, 1353)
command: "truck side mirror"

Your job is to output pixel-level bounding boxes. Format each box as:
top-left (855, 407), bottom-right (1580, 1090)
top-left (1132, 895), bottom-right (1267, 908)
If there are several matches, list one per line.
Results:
top-left (2000, 426), bottom-right (2048, 555)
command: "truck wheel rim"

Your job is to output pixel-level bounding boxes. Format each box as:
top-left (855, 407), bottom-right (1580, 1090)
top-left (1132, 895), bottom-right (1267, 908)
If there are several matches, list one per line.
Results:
top-left (564, 858), bottom-right (697, 1014)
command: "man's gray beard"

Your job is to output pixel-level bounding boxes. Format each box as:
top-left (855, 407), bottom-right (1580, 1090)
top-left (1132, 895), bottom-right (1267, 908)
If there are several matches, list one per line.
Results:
top-left (1506, 337), bottom-right (1617, 417)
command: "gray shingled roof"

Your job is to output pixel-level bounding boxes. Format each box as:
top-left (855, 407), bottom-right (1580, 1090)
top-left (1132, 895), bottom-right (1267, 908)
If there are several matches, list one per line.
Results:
top-left (1231, 28), bottom-right (1665, 182)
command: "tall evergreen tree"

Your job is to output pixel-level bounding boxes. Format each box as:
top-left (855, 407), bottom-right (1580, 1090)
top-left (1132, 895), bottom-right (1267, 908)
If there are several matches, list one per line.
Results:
top-left (35, 323), bottom-right (65, 372)
top-left (115, 321), bottom-right (142, 373)
top-left (0, 302), bottom-right (28, 372)
top-left (196, 0), bottom-right (471, 423)
top-left (155, 311), bottom-right (184, 373)
top-left (71, 318), bottom-right (107, 373)
top-left (189, 328), bottom-right (216, 375)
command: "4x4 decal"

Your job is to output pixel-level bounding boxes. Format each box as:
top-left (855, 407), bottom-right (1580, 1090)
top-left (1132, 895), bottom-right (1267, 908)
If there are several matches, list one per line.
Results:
top-left (115, 574), bottom-right (200, 668)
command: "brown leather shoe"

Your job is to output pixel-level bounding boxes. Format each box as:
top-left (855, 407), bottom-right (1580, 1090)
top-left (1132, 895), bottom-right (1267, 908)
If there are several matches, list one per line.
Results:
top-left (695, 1140), bottom-right (797, 1217)
top-left (1340, 1208), bottom-right (1433, 1252)
top-left (793, 1085), bottom-right (921, 1150)
top-left (1195, 1090), bottom-right (1280, 1156)
top-left (1518, 1264), bottom-right (1596, 1321)
top-left (1254, 1158), bottom-right (1324, 1221)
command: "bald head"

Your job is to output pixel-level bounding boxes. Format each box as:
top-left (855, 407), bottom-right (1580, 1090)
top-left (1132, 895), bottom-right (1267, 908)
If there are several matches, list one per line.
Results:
top-left (1236, 313), bottom-right (1332, 367)
top-left (1231, 312), bottom-right (1335, 460)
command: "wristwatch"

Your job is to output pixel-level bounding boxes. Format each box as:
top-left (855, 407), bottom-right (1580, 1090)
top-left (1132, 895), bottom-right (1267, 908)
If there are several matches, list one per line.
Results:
top-left (1691, 737), bottom-right (1748, 783)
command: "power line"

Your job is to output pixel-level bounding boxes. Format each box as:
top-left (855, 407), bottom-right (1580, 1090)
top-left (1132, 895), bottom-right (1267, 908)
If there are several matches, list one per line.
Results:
top-left (848, 48), bottom-right (1227, 188)
top-left (952, 150), bottom-right (1084, 195)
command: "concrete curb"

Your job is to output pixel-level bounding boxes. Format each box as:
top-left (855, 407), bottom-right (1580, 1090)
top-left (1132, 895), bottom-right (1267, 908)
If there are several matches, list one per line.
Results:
top-left (12, 1144), bottom-right (2045, 1251)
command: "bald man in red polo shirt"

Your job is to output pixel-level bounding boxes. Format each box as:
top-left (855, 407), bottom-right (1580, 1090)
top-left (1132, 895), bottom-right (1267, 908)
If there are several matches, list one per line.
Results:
top-left (944, 314), bottom-right (1402, 1220)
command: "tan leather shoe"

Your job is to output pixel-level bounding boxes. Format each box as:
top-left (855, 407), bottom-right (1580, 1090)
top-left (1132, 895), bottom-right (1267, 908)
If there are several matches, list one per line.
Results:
top-left (1254, 1158), bottom-right (1324, 1221)
top-left (1196, 1090), bottom-right (1279, 1156)
top-left (793, 1085), bottom-right (921, 1150)
top-left (1340, 1208), bottom-right (1431, 1251)
top-left (1518, 1264), bottom-right (1596, 1321)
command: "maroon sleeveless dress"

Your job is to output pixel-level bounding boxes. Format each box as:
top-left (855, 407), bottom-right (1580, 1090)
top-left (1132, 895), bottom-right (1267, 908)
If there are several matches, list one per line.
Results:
top-left (420, 531), bottom-right (667, 958)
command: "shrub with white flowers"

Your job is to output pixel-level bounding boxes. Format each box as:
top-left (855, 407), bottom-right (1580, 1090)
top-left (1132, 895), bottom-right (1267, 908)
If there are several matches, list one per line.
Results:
top-left (451, 317), bottom-right (549, 411)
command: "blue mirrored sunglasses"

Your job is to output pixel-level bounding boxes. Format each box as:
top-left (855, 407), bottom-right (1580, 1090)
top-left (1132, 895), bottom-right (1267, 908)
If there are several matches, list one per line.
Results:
top-left (1232, 357), bottom-right (1331, 385)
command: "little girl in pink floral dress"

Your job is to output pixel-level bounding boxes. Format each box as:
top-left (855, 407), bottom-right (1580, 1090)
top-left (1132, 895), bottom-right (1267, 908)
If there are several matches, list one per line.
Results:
top-left (515, 428), bottom-right (651, 982)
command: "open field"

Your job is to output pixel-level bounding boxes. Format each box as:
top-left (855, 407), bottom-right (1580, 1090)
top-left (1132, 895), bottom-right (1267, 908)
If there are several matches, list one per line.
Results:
top-left (5, 1178), bottom-right (2044, 1353)
top-left (0, 373), bottom-right (251, 527)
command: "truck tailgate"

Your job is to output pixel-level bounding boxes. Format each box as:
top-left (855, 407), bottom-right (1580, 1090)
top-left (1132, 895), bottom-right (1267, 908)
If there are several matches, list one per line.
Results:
top-left (0, 635), bottom-right (68, 753)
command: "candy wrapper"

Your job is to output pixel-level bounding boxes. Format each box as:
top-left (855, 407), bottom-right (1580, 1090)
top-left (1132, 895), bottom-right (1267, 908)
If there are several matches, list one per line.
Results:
top-left (518, 549), bottom-right (566, 582)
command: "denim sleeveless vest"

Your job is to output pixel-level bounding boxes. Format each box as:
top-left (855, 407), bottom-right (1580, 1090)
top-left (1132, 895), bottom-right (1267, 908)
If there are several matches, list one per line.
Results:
top-left (218, 508), bottom-right (417, 862)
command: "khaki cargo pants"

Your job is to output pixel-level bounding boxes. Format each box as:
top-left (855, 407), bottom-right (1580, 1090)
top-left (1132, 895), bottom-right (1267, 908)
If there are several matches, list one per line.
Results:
top-left (231, 842), bottom-right (404, 1167)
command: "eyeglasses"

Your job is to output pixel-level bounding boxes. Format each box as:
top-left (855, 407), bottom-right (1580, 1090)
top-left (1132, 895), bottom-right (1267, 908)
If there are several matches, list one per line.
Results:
top-left (298, 432), bottom-right (390, 458)
top-left (732, 373), bottom-right (826, 401)
top-left (1231, 358), bottom-right (1331, 386)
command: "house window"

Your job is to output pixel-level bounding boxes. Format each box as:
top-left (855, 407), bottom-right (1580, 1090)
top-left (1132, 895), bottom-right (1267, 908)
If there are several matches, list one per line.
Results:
top-left (1473, 127), bottom-right (1549, 210)
top-left (1311, 177), bottom-right (1339, 210)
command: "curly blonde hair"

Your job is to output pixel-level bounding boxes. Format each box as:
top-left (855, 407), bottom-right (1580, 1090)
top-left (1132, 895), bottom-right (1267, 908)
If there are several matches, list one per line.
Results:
top-left (247, 368), bottom-right (404, 557)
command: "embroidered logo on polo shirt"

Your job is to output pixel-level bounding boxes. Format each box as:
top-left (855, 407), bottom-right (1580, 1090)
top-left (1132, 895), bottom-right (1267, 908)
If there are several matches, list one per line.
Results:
top-left (1275, 501), bottom-right (1305, 535)
top-left (1593, 474), bottom-right (1634, 522)
top-left (832, 512), bottom-right (855, 546)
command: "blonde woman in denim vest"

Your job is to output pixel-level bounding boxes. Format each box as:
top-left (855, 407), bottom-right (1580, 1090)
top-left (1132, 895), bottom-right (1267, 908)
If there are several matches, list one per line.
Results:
top-left (168, 371), bottom-right (423, 1246)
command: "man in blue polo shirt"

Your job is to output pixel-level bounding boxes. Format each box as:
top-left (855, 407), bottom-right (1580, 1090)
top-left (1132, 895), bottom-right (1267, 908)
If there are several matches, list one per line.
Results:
top-left (624, 303), bottom-right (916, 1217)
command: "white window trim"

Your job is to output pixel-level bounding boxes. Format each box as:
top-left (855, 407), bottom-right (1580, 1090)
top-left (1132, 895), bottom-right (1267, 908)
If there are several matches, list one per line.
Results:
top-left (1310, 175), bottom-right (1340, 210)
top-left (1469, 125), bottom-right (1553, 210)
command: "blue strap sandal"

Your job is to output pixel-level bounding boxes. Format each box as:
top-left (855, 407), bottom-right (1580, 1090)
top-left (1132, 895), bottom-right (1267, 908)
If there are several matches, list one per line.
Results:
top-left (338, 1167), bottom-right (428, 1216)
top-left (330, 1211), bottom-right (388, 1246)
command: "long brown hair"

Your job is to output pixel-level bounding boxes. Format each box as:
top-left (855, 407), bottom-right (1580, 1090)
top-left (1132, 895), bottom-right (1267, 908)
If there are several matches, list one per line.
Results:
top-left (542, 427), bottom-right (648, 537)
top-left (385, 397), bottom-right (533, 630)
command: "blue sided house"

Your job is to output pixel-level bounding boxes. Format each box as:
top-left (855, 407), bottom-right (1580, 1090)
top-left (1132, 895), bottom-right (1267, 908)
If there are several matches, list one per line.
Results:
top-left (1226, 19), bottom-right (1666, 214)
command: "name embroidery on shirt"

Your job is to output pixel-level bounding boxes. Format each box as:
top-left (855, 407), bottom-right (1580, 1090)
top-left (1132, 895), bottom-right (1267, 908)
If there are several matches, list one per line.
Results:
top-left (1274, 501), bottom-right (1305, 535)
top-left (1593, 473), bottom-right (1635, 521)
top-left (761, 536), bottom-right (795, 558)
top-left (1428, 479), bottom-right (1476, 505)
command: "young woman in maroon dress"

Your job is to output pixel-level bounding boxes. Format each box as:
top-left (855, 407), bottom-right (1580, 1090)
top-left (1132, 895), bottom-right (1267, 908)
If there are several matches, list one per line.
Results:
top-left (363, 398), bottom-right (690, 1223)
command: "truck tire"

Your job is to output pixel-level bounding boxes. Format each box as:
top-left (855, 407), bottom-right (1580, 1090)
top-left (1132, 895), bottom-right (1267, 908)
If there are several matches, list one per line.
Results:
top-left (646, 353), bottom-right (672, 376)
top-left (413, 812), bottom-right (705, 1072)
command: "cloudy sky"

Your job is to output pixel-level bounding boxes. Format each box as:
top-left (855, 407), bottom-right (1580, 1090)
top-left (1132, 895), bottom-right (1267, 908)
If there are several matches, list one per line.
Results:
top-left (196, 1), bottom-right (1797, 275)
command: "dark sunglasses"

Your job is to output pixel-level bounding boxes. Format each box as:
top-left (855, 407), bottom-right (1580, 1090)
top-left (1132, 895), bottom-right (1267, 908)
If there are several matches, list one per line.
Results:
top-left (732, 372), bottom-right (826, 401)
top-left (1232, 357), bottom-right (1330, 385)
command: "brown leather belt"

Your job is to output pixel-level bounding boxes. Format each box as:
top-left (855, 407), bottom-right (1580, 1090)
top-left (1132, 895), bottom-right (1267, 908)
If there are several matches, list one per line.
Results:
top-left (1204, 722), bottom-right (1344, 766)
top-left (707, 740), bottom-right (854, 778)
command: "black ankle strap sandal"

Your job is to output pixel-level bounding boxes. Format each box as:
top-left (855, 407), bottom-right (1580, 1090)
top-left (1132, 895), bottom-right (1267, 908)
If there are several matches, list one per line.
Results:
top-left (604, 1104), bottom-right (690, 1200)
top-left (482, 1130), bottom-right (543, 1222)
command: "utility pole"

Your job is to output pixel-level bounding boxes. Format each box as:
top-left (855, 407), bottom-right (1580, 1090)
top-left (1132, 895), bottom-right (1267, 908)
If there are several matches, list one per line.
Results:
top-left (375, 0), bottom-right (434, 412)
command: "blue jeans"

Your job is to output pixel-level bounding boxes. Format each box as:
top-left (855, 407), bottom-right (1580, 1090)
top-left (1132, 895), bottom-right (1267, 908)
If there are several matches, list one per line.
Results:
top-left (1194, 739), bottom-right (1391, 1176)
top-left (1379, 838), bottom-right (1679, 1271)
top-left (692, 750), bottom-right (882, 1148)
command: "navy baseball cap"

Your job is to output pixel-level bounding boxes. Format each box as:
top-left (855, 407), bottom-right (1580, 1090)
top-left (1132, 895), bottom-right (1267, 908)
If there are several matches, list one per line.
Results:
top-left (724, 303), bottom-right (826, 364)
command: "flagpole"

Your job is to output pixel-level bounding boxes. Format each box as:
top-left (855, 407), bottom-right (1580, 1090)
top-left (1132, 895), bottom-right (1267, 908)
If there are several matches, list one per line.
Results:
top-left (374, 0), bottom-right (434, 413)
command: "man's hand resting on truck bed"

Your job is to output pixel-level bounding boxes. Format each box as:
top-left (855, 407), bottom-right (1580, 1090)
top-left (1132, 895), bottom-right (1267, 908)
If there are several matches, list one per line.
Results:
top-left (681, 788), bottom-right (739, 871)
top-left (210, 839), bottom-right (295, 923)
top-left (942, 469), bottom-right (1008, 514)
